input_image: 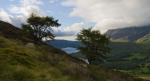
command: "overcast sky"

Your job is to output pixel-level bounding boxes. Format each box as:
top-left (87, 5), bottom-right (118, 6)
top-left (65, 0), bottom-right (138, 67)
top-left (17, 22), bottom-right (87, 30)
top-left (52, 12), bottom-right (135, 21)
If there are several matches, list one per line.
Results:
top-left (0, 0), bottom-right (150, 40)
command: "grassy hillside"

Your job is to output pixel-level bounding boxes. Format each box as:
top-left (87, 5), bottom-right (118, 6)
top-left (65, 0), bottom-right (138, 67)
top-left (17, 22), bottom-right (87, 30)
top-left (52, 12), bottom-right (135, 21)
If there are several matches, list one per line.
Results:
top-left (103, 42), bottom-right (150, 80)
top-left (0, 21), bottom-right (148, 81)
top-left (103, 42), bottom-right (150, 69)
top-left (0, 35), bottom-right (89, 81)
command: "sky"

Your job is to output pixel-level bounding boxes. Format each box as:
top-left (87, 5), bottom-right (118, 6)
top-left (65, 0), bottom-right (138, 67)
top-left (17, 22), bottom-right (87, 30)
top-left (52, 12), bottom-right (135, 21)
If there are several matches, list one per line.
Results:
top-left (0, 0), bottom-right (150, 40)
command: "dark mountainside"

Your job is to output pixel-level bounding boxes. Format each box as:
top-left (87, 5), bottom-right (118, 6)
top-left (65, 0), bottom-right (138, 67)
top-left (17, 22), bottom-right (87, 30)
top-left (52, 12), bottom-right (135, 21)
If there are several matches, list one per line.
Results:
top-left (106, 26), bottom-right (150, 42)
top-left (0, 20), bottom-right (35, 43)
top-left (0, 20), bottom-right (22, 38)
top-left (0, 21), bottom-right (147, 81)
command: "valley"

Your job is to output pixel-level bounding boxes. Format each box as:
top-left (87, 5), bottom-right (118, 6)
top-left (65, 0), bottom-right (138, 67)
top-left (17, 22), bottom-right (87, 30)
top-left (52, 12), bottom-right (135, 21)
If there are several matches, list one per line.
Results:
top-left (0, 21), bottom-right (146, 81)
top-left (48, 27), bottom-right (150, 80)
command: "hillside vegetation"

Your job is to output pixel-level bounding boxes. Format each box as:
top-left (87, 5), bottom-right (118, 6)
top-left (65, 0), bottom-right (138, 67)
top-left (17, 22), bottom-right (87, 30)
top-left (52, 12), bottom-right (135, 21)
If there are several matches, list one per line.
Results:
top-left (71, 42), bottom-right (150, 80)
top-left (104, 42), bottom-right (150, 80)
top-left (0, 21), bottom-right (148, 81)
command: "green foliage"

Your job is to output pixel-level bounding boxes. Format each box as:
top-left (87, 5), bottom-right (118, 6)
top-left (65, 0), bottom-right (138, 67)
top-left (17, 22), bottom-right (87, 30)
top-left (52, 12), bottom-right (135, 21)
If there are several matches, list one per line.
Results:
top-left (22, 13), bottom-right (61, 41)
top-left (77, 28), bottom-right (110, 64)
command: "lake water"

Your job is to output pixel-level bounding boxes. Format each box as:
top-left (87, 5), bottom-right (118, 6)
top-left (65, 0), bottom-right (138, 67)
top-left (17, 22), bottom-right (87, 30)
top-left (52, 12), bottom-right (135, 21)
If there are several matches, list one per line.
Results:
top-left (61, 47), bottom-right (79, 54)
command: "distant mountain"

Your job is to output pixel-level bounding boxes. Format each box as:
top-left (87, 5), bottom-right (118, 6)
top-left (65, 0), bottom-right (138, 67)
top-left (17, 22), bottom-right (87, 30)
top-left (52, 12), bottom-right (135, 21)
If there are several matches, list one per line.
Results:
top-left (106, 25), bottom-right (150, 42)
top-left (136, 33), bottom-right (150, 43)
top-left (46, 40), bottom-right (81, 48)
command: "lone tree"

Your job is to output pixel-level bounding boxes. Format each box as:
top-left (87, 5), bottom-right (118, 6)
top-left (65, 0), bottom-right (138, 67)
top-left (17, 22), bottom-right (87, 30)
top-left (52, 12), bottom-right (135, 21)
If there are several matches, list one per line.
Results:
top-left (22, 14), bottom-right (61, 41)
top-left (77, 28), bottom-right (110, 64)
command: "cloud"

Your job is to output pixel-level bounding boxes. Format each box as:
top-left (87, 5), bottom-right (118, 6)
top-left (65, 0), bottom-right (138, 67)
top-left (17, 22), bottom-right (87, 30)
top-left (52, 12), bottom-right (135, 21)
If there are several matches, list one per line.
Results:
top-left (53, 22), bottom-right (84, 36)
top-left (10, 0), bottom-right (43, 16)
top-left (0, 9), bottom-right (26, 26)
top-left (0, 0), bottom-right (44, 27)
top-left (49, 0), bottom-right (59, 4)
top-left (63, 0), bottom-right (150, 33)
top-left (7, 0), bottom-right (43, 26)
top-left (0, 9), bottom-right (12, 23)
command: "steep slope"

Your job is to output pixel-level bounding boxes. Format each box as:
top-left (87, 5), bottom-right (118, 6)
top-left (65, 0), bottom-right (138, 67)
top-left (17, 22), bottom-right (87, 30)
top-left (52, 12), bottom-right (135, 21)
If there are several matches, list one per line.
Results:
top-left (0, 21), bottom-right (147, 81)
top-left (106, 26), bottom-right (150, 42)
top-left (0, 20), bottom-right (34, 43)
top-left (0, 21), bottom-right (20, 34)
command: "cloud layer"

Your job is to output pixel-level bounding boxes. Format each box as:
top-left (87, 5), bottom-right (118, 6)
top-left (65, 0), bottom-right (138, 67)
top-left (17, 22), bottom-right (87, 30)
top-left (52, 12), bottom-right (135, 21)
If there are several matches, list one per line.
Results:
top-left (1, 0), bottom-right (150, 37)
top-left (0, 0), bottom-right (43, 26)
top-left (63, 0), bottom-right (150, 32)
top-left (10, 0), bottom-right (43, 16)
top-left (0, 9), bottom-right (12, 23)
top-left (53, 22), bottom-right (84, 36)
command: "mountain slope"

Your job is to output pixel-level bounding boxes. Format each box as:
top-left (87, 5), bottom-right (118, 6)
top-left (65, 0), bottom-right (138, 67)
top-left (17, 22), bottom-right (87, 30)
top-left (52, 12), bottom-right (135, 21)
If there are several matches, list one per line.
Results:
top-left (0, 21), bottom-right (147, 81)
top-left (0, 20), bottom-right (34, 43)
top-left (106, 26), bottom-right (150, 42)
top-left (136, 34), bottom-right (150, 43)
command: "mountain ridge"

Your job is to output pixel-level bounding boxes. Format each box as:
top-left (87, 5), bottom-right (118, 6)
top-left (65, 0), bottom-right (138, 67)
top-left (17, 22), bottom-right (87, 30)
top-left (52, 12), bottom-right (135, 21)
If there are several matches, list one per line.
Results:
top-left (106, 26), bottom-right (150, 42)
